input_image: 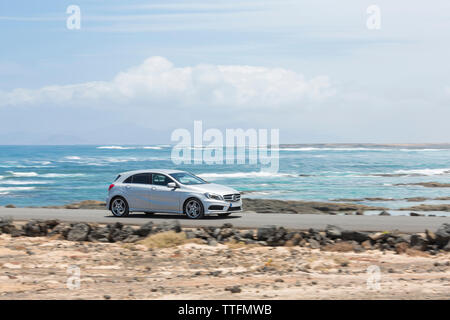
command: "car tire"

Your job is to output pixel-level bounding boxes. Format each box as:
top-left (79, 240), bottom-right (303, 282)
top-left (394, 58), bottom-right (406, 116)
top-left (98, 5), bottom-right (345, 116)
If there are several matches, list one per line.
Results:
top-left (110, 197), bottom-right (129, 217)
top-left (184, 198), bottom-right (204, 219)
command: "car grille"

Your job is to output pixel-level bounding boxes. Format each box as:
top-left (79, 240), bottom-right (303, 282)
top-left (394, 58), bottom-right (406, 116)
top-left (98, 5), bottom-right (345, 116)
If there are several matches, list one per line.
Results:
top-left (223, 193), bottom-right (241, 202)
top-left (228, 206), bottom-right (241, 212)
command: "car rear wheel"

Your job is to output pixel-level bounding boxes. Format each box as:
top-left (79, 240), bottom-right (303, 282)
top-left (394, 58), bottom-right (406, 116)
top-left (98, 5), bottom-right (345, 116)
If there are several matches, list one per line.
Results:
top-left (184, 198), bottom-right (204, 219)
top-left (111, 197), bottom-right (129, 217)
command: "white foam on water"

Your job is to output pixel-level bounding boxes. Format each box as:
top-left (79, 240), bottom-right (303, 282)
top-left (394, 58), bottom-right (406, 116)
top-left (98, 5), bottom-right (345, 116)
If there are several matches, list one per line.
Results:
top-left (97, 146), bottom-right (136, 150)
top-left (393, 168), bottom-right (450, 176)
top-left (6, 171), bottom-right (39, 177)
top-left (142, 146), bottom-right (162, 150)
top-left (41, 173), bottom-right (86, 178)
top-left (0, 180), bottom-right (52, 185)
top-left (64, 156), bottom-right (81, 160)
top-left (0, 187), bottom-right (36, 192)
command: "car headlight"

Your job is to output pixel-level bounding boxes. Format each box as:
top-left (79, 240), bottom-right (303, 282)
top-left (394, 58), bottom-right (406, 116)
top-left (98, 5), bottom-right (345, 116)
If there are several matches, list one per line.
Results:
top-left (204, 193), bottom-right (224, 201)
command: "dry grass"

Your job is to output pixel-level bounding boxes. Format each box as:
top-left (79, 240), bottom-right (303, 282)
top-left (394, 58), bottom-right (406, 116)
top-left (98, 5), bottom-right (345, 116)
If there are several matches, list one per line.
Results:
top-left (321, 242), bottom-right (354, 252)
top-left (138, 231), bottom-right (204, 249)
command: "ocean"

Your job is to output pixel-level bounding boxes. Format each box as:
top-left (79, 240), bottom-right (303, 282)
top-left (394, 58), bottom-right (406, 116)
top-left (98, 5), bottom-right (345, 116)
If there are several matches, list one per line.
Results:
top-left (0, 145), bottom-right (449, 212)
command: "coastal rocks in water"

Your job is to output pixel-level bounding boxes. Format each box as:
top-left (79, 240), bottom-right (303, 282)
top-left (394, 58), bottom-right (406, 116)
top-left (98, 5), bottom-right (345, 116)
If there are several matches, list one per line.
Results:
top-left (394, 182), bottom-right (450, 188)
top-left (379, 211), bottom-right (391, 216)
top-left (242, 198), bottom-right (384, 214)
top-left (402, 204), bottom-right (450, 212)
top-left (66, 223), bottom-right (91, 241)
top-left (5, 204), bottom-right (16, 208)
top-left (409, 212), bottom-right (423, 217)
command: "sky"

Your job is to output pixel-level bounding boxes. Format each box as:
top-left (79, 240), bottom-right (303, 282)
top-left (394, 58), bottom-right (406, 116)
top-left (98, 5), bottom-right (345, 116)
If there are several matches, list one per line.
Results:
top-left (0, 0), bottom-right (449, 144)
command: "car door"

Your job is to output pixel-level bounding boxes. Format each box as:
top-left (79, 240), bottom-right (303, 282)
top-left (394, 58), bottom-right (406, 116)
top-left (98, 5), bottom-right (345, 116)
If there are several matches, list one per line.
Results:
top-left (150, 173), bottom-right (181, 212)
top-left (123, 173), bottom-right (152, 210)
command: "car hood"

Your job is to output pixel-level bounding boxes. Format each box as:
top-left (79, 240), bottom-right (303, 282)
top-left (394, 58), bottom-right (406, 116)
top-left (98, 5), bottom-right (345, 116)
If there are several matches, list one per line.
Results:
top-left (185, 183), bottom-right (238, 195)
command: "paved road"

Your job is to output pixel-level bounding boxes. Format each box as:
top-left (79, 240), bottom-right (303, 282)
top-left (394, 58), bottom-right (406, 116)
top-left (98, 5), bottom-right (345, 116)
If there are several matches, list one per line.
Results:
top-left (0, 207), bottom-right (447, 232)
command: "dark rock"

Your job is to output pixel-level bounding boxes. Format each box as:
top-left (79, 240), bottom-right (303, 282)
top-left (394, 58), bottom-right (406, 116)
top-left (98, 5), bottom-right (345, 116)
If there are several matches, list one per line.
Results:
top-left (341, 230), bottom-right (370, 242)
top-left (256, 226), bottom-right (286, 246)
top-left (325, 225), bottom-right (343, 239)
top-left (308, 238), bottom-right (320, 249)
top-left (193, 228), bottom-right (210, 239)
top-left (240, 230), bottom-right (254, 239)
top-left (22, 220), bottom-right (48, 237)
top-left (5, 204), bottom-right (15, 208)
top-left (42, 219), bottom-right (60, 229)
top-left (156, 221), bottom-right (182, 233)
top-left (48, 223), bottom-right (71, 237)
top-left (379, 211), bottom-right (391, 216)
top-left (88, 226), bottom-right (111, 242)
top-left (219, 228), bottom-right (235, 239)
top-left (225, 285), bottom-right (241, 293)
top-left (409, 212), bottom-right (423, 217)
top-left (443, 240), bottom-right (450, 252)
top-left (0, 217), bottom-right (16, 234)
top-left (435, 223), bottom-right (450, 247)
top-left (134, 222), bottom-right (154, 237)
top-left (410, 234), bottom-right (426, 249)
top-left (221, 223), bottom-right (233, 229)
top-left (355, 210), bottom-right (364, 215)
top-left (110, 225), bottom-right (134, 242)
top-left (66, 223), bottom-right (91, 241)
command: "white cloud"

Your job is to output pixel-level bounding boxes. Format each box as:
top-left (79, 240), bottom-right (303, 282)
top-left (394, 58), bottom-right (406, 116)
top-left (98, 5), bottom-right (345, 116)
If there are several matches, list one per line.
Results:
top-left (0, 56), bottom-right (334, 110)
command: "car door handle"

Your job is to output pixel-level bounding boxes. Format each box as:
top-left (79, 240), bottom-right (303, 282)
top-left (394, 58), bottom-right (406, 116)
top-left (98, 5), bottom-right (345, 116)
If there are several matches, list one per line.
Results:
top-left (125, 185), bottom-right (131, 189)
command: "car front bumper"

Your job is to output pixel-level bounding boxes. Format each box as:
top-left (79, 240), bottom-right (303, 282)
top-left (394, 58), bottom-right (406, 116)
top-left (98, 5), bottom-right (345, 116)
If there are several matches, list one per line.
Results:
top-left (203, 199), bottom-right (243, 215)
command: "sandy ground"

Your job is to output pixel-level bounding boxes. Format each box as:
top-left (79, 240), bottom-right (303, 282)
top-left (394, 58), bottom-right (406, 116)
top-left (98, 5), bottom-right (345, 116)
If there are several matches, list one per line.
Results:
top-left (0, 233), bottom-right (449, 300)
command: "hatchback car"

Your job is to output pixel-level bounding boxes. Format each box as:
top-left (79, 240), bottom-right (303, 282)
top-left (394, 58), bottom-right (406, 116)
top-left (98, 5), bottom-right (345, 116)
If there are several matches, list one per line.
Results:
top-left (106, 169), bottom-right (242, 219)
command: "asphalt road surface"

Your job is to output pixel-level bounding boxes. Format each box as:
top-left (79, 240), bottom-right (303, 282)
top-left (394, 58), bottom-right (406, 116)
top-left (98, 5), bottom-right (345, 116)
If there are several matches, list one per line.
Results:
top-left (0, 207), bottom-right (447, 232)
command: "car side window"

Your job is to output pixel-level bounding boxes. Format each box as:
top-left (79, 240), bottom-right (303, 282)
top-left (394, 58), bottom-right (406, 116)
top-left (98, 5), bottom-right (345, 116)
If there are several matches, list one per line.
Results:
top-left (123, 176), bottom-right (132, 183)
top-left (152, 173), bottom-right (171, 186)
top-left (132, 173), bottom-right (151, 184)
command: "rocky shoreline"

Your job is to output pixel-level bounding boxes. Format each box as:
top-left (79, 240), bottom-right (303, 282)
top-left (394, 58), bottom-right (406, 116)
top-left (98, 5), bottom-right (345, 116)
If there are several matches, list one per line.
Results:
top-left (1, 217), bottom-right (449, 299)
top-left (1, 217), bottom-right (449, 254)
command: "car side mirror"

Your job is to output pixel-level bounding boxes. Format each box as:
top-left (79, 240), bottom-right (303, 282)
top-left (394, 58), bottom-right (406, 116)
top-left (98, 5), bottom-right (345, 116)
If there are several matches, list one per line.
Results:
top-left (167, 182), bottom-right (177, 189)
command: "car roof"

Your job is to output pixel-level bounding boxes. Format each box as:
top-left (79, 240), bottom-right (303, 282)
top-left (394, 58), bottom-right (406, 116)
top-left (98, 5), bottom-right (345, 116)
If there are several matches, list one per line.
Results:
top-left (119, 169), bottom-right (186, 176)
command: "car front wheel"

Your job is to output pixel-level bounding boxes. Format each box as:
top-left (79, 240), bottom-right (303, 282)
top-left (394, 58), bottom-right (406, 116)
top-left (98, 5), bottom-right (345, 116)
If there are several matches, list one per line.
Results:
top-left (184, 198), bottom-right (204, 219)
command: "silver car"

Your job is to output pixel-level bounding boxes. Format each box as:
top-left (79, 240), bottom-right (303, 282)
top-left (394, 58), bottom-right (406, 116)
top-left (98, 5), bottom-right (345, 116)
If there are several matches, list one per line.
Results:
top-left (106, 169), bottom-right (242, 219)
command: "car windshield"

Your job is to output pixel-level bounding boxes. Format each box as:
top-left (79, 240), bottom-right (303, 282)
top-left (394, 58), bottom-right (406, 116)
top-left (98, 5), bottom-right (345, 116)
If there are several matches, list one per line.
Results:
top-left (169, 172), bottom-right (208, 185)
